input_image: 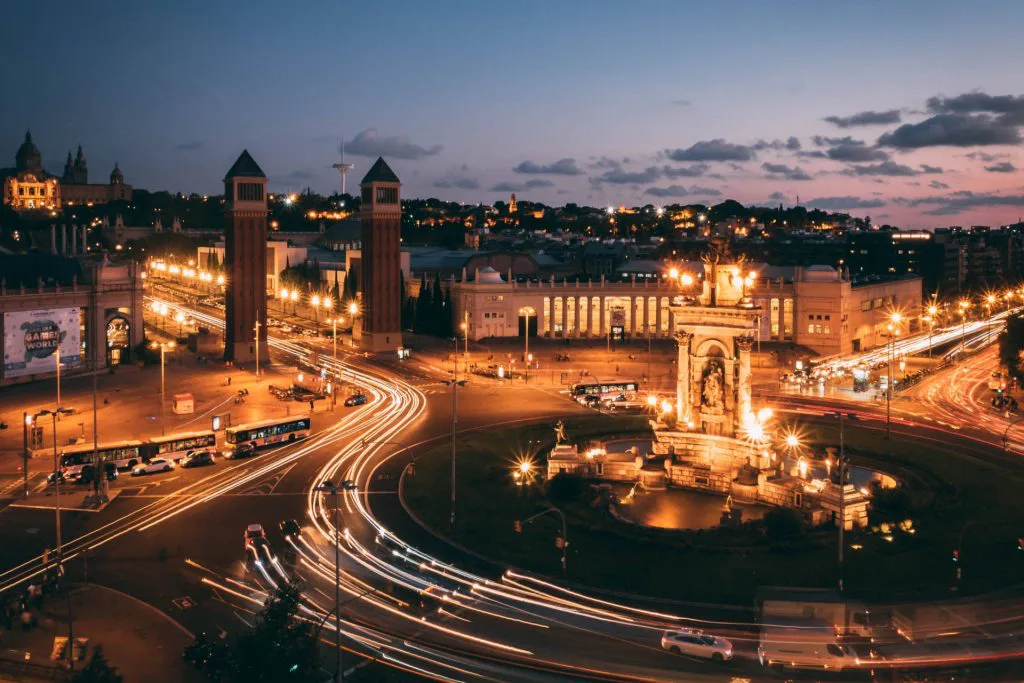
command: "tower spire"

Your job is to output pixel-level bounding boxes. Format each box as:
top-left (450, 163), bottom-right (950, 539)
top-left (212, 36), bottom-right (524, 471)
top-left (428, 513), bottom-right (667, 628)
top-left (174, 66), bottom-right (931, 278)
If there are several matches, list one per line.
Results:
top-left (333, 135), bottom-right (355, 197)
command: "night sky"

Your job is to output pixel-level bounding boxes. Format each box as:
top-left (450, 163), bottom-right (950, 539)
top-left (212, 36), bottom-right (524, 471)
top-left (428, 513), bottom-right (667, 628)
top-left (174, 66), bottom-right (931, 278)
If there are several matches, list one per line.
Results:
top-left (3, 0), bottom-right (1024, 227)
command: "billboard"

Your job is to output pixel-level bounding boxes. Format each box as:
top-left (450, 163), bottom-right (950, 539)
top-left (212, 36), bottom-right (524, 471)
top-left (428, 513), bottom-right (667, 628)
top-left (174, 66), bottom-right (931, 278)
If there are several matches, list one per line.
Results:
top-left (3, 308), bottom-right (81, 378)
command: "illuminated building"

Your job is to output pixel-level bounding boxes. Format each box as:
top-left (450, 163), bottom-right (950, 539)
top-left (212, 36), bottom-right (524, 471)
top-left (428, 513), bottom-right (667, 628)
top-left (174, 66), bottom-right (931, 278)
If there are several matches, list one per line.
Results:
top-left (2, 131), bottom-right (60, 211)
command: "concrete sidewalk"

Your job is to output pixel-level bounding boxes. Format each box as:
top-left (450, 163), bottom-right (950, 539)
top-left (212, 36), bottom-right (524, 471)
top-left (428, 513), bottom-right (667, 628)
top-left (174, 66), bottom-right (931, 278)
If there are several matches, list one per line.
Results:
top-left (0, 582), bottom-right (200, 682)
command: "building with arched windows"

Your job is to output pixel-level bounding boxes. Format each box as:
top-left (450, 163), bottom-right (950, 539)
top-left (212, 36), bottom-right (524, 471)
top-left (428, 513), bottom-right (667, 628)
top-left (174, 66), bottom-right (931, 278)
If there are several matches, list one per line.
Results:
top-left (1, 131), bottom-right (132, 212)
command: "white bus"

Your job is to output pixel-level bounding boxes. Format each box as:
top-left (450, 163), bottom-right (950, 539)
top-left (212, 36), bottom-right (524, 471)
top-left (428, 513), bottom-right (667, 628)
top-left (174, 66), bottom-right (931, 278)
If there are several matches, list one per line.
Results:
top-left (145, 430), bottom-right (217, 461)
top-left (225, 416), bottom-right (311, 449)
top-left (60, 440), bottom-right (146, 477)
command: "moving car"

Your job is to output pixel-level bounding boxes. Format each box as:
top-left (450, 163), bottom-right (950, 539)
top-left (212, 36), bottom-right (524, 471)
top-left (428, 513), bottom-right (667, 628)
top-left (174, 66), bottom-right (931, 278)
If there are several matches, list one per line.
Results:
top-left (279, 519), bottom-right (302, 538)
top-left (758, 619), bottom-right (859, 672)
top-left (131, 458), bottom-right (175, 476)
top-left (661, 629), bottom-right (733, 662)
top-left (181, 450), bottom-right (216, 468)
top-left (223, 442), bottom-right (256, 460)
top-left (244, 523), bottom-right (266, 550)
top-left (344, 393), bottom-right (368, 407)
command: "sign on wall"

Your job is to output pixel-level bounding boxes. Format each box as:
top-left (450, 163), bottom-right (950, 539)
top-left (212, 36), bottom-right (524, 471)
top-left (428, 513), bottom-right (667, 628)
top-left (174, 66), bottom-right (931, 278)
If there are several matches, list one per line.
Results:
top-left (3, 308), bottom-right (81, 378)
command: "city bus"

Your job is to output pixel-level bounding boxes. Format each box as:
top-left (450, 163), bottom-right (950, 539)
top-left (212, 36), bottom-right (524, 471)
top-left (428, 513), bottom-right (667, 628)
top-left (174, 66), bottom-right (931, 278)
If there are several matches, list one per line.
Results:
top-left (569, 380), bottom-right (640, 402)
top-left (59, 440), bottom-right (145, 477)
top-left (225, 416), bottom-right (311, 449)
top-left (144, 430), bottom-right (217, 461)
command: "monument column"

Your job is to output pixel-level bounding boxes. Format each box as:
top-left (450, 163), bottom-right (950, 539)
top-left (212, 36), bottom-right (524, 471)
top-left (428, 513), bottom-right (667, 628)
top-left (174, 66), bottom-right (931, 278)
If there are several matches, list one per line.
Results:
top-left (223, 150), bottom-right (269, 364)
top-left (736, 336), bottom-right (754, 424)
top-left (674, 331), bottom-right (692, 424)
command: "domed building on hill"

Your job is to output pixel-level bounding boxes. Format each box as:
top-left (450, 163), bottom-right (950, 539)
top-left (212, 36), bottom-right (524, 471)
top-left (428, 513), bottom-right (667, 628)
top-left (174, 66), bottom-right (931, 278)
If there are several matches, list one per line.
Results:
top-left (1, 131), bottom-right (132, 212)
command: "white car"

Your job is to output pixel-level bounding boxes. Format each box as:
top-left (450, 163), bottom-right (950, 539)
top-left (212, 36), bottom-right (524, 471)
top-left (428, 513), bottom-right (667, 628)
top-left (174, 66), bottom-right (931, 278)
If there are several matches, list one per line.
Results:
top-left (661, 629), bottom-right (733, 662)
top-left (132, 458), bottom-right (175, 476)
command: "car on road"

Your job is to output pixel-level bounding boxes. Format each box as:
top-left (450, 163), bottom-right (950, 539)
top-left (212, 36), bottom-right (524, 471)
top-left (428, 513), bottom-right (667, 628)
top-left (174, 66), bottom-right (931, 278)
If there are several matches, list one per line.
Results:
top-left (344, 393), bottom-right (368, 407)
top-left (661, 629), bottom-right (733, 663)
top-left (181, 450), bottom-right (216, 468)
top-left (244, 523), bottom-right (266, 550)
top-left (78, 462), bottom-right (118, 484)
top-left (131, 458), bottom-right (175, 476)
top-left (279, 519), bottom-right (302, 538)
top-left (223, 442), bottom-right (256, 460)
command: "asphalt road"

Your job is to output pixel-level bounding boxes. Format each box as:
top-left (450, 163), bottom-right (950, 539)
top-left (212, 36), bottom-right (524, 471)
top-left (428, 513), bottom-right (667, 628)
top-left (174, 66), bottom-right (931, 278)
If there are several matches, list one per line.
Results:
top-left (2, 283), bottom-right (1022, 681)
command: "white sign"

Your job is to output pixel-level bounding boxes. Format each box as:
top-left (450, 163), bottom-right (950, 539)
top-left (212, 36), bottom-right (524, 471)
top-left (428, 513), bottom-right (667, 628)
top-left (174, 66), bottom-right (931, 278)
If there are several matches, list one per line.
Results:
top-left (3, 308), bottom-right (81, 378)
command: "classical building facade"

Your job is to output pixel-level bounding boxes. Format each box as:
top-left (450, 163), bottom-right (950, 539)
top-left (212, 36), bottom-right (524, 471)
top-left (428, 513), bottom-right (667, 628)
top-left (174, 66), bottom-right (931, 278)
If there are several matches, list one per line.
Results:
top-left (0, 256), bottom-right (144, 385)
top-left (449, 264), bottom-right (922, 356)
top-left (1, 132), bottom-right (132, 211)
top-left (2, 131), bottom-right (60, 211)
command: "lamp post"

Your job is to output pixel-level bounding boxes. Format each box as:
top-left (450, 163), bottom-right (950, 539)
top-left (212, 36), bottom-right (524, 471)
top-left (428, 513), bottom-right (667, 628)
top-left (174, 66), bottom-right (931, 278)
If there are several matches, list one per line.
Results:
top-left (254, 320), bottom-right (262, 380)
top-left (35, 407), bottom-right (75, 670)
top-left (55, 347), bottom-right (62, 407)
top-left (519, 307), bottom-right (533, 384)
top-left (886, 312), bottom-right (902, 440)
top-left (460, 310), bottom-right (469, 375)
top-left (323, 297), bottom-right (334, 338)
top-left (317, 479), bottom-right (357, 683)
top-left (347, 302), bottom-right (359, 347)
top-left (290, 289), bottom-right (298, 316)
top-left (958, 299), bottom-right (970, 358)
top-left (311, 294), bottom-right (321, 326)
top-left (926, 303), bottom-right (939, 359)
top-left (175, 311), bottom-right (185, 337)
top-left (831, 411), bottom-right (852, 593)
top-left (150, 341), bottom-right (175, 435)
top-left (446, 338), bottom-right (466, 528)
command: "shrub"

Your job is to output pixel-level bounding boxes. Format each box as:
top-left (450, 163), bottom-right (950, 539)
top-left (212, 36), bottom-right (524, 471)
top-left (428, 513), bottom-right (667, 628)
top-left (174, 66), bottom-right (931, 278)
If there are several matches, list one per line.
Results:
top-left (763, 507), bottom-right (804, 539)
top-left (547, 472), bottom-right (588, 503)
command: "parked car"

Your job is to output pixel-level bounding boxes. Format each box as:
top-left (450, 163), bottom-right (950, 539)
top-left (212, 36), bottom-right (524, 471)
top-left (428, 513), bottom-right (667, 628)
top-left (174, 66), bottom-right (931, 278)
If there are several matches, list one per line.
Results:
top-left (132, 458), bottom-right (175, 476)
top-left (223, 442), bottom-right (256, 460)
top-left (181, 450), bottom-right (216, 468)
top-left (279, 519), bottom-right (302, 538)
top-left (661, 629), bottom-right (733, 663)
top-left (344, 393), bottom-right (368, 407)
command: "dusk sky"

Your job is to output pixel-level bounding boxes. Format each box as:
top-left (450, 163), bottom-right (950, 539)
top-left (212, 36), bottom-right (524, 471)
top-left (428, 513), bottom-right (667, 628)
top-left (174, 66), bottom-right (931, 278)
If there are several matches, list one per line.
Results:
top-left (4, 0), bottom-right (1024, 227)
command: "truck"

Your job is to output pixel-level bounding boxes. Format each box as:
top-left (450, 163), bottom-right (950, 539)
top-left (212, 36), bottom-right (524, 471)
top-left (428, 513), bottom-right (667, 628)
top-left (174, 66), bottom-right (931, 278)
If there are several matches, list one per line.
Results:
top-left (757, 618), bottom-right (860, 672)
top-left (756, 586), bottom-right (875, 639)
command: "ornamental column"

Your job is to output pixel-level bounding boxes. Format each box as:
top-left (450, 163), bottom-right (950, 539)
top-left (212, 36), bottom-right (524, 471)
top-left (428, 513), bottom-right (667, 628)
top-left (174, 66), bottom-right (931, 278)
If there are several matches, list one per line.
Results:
top-left (736, 335), bottom-right (754, 425)
top-left (675, 331), bottom-right (693, 424)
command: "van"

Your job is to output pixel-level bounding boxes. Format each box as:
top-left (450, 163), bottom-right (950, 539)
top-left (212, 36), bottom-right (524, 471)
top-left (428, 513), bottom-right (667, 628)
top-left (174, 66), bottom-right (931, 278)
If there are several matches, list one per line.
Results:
top-left (758, 619), bottom-right (860, 672)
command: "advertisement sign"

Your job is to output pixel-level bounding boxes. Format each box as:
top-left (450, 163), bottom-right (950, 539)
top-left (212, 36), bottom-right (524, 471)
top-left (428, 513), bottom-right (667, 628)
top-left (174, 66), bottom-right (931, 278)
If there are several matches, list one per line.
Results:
top-left (3, 308), bottom-right (81, 378)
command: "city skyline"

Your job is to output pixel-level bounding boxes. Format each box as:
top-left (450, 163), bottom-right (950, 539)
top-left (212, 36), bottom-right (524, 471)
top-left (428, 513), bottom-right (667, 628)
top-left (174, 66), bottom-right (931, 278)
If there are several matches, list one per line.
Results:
top-left (4, 0), bottom-right (1024, 227)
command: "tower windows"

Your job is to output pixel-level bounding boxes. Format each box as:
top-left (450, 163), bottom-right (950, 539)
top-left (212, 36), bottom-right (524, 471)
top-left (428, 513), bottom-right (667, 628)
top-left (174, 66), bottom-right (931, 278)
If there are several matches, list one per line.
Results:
top-left (375, 187), bottom-right (398, 204)
top-left (237, 183), bottom-right (264, 201)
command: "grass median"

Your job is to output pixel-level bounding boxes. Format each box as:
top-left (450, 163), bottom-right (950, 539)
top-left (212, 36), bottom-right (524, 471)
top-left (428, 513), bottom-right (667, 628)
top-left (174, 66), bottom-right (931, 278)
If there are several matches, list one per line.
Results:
top-left (403, 414), bottom-right (1024, 604)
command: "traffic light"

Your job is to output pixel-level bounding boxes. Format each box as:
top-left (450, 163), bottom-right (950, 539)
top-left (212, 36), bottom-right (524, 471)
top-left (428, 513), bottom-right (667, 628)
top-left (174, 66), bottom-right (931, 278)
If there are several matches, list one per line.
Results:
top-left (513, 520), bottom-right (522, 533)
top-left (1017, 538), bottom-right (1024, 552)
top-left (555, 536), bottom-right (566, 549)
top-left (952, 549), bottom-right (959, 563)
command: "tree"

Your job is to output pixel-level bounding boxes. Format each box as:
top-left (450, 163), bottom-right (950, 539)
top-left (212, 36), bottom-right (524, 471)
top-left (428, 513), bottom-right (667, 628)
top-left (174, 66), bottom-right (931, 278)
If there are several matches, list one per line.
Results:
top-left (999, 313), bottom-right (1024, 384)
top-left (233, 582), bottom-right (319, 682)
top-left (547, 472), bottom-right (587, 502)
top-left (73, 645), bottom-right (123, 683)
top-left (185, 583), bottom-right (319, 683)
top-left (763, 507), bottom-right (804, 539)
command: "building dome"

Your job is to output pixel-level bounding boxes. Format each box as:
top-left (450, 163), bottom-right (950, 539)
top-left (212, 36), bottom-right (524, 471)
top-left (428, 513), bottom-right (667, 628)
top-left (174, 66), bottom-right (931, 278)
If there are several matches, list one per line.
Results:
top-left (110, 162), bottom-right (124, 185)
top-left (15, 130), bottom-right (42, 174)
top-left (477, 266), bottom-right (504, 284)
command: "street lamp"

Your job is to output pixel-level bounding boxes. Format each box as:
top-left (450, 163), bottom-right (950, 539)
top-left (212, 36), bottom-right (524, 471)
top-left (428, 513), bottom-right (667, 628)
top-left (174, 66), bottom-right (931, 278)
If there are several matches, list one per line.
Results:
top-left (34, 406), bottom-right (75, 670)
top-left (311, 294), bottom-right (321, 326)
top-left (317, 479), bottom-right (357, 683)
top-left (985, 293), bottom-right (997, 344)
top-left (886, 312), bottom-right (902, 439)
top-left (175, 311), bottom-right (185, 337)
top-left (518, 306), bottom-right (534, 383)
top-left (925, 302), bottom-right (939, 360)
top-left (958, 299), bottom-right (971, 358)
top-left (290, 289), bottom-right (298, 315)
top-left (150, 341), bottom-right (176, 434)
top-left (459, 311), bottom-right (469, 375)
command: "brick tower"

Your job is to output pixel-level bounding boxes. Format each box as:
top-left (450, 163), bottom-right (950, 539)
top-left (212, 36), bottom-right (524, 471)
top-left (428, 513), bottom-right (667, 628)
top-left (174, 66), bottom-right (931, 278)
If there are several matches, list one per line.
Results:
top-left (223, 150), bottom-right (269, 364)
top-left (358, 157), bottom-right (403, 352)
